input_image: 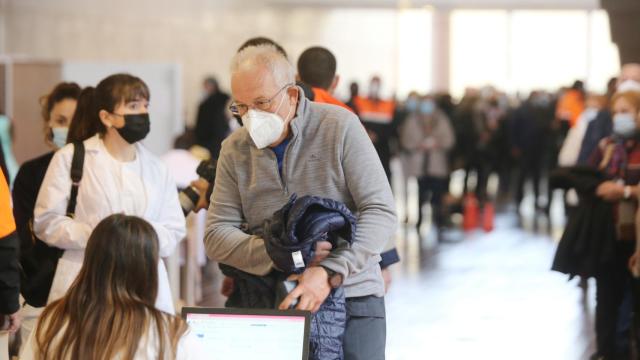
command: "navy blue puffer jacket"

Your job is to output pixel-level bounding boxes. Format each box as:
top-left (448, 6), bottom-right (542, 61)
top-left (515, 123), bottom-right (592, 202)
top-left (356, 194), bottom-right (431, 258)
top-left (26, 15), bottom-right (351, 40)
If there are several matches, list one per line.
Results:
top-left (264, 194), bottom-right (357, 360)
top-left (263, 194), bottom-right (356, 274)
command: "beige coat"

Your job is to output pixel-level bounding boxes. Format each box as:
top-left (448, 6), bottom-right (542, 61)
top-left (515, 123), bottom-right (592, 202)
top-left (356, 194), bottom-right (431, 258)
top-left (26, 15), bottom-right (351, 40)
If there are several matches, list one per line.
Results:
top-left (399, 110), bottom-right (455, 179)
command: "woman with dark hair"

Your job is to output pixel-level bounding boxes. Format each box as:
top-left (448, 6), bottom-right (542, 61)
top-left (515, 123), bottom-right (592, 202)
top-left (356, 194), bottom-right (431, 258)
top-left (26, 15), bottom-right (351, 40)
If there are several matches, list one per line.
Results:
top-left (12, 81), bottom-right (81, 339)
top-left (20, 214), bottom-right (203, 359)
top-left (33, 74), bottom-right (185, 315)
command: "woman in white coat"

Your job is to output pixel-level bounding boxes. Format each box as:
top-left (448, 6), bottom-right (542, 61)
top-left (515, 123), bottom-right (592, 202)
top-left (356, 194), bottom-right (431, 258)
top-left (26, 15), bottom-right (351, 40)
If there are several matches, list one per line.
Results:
top-left (33, 74), bottom-right (185, 314)
top-left (21, 214), bottom-right (203, 359)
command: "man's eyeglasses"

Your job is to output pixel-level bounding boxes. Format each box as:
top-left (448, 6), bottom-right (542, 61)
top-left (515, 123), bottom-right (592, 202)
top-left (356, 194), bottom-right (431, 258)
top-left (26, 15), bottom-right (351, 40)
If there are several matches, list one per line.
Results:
top-left (229, 83), bottom-right (293, 116)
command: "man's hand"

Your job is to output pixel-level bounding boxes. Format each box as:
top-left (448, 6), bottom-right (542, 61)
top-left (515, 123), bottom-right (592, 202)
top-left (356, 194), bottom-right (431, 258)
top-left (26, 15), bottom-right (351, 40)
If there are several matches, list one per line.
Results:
top-left (190, 179), bottom-right (211, 212)
top-left (278, 267), bottom-right (331, 313)
top-left (596, 181), bottom-right (625, 202)
top-left (2, 312), bottom-right (21, 333)
top-left (381, 268), bottom-right (392, 293)
top-left (309, 241), bottom-right (332, 267)
top-left (220, 276), bottom-right (235, 297)
top-left (420, 137), bottom-right (438, 151)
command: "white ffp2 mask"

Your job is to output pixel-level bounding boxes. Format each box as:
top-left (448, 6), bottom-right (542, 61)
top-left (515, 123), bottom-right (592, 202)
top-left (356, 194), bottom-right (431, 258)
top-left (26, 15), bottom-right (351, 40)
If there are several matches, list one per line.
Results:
top-left (241, 89), bottom-right (294, 149)
top-left (242, 109), bottom-right (285, 149)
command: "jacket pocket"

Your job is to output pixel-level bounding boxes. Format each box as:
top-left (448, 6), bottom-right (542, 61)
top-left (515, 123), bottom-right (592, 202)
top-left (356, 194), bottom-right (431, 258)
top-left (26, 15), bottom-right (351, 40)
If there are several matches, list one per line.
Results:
top-left (346, 295), bottom-right (385, 318)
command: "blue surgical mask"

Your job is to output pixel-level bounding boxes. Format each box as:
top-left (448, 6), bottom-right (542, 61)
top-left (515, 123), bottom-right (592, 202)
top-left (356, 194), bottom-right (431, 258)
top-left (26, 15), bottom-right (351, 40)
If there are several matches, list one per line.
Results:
top-left (52, 127), bottom-right (69, 149)
top-left (613, 113), bottom-right (637, 138)
top-left (405, 98), bottom-right (418, 112)
top-left (419, 100), bottom-right (435, 115)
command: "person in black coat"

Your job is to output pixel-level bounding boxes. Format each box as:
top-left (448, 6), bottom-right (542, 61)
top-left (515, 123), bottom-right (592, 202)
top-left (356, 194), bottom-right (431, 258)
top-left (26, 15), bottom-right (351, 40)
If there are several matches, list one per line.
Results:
top-left (195, 77), bottom-right (230, 160)
top-left (510, 91), bottom-right (555, 211)
top-left (577, 109), bottom-right (612, 165)
top-left (11, 82), bottom-right (80, 338)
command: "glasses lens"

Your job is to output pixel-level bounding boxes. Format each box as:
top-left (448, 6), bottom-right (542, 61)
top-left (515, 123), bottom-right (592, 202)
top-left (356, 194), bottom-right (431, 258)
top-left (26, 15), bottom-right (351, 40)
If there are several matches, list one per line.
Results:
top-left (229, 104), bottom-right (244, 116)
top-left (255, 100), bottom-right (272, 112)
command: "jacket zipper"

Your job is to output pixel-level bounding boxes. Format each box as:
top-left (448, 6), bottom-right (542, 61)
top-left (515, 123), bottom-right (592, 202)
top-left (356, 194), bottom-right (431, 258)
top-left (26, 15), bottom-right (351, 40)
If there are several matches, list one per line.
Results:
top-left (280, 140), bottom-right (292, 195)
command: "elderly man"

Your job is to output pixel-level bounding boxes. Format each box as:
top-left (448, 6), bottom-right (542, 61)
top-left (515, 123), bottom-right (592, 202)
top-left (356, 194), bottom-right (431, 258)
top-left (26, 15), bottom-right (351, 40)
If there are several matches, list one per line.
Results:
top-left (205, 44), bottom-right (396, 359)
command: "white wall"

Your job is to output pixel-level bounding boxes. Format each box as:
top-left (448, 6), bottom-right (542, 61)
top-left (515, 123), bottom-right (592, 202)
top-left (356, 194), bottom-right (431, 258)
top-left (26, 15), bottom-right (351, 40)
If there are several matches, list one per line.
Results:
top-left (4, 0), bottom-right (430, 124)
top-left (3, 0), bottom-right (613, 118)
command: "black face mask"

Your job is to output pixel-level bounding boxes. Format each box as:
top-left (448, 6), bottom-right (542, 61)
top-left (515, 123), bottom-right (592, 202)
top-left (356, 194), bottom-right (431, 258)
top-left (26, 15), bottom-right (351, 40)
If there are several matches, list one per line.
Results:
top-left (115, 113), bottom-right (150, 144)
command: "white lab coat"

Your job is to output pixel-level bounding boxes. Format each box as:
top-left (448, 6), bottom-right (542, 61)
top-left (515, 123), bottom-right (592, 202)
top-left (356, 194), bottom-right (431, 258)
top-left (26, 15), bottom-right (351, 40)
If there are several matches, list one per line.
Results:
top-left (33, 135), bottom-right (186, 314)
top-left (20, 316), bottom-right (207, 360)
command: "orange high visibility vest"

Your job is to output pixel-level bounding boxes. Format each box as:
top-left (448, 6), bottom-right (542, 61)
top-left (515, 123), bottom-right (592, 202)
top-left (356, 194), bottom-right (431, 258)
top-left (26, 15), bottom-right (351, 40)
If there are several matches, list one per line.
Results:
top-left (312, 87), bottom-right (354, 113)
top-left (353, 96), bottom-right (395, 124)
top-left (556, 89), bottom-right (585, 127)
top-left (0, 169), bottom-right (16, 238)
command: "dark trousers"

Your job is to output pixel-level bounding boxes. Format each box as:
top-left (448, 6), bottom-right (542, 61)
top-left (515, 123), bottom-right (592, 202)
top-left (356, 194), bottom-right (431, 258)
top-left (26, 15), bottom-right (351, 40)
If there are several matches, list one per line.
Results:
top-left (343, 295), bottom-right (386, 360)
top-left (463, 158), bottom-right (489, 203)
top-left (596, 241), bottom-right (635, 358)
top-left (515, 153), bottom-right (543, 208)
top-left (417, 176), bottom-right (449, 229)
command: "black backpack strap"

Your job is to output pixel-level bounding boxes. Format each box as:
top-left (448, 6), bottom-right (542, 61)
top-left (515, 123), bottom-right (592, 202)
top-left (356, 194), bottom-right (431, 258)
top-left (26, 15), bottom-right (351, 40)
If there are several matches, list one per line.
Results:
top-left (66, 142), bottom-right (85, 218)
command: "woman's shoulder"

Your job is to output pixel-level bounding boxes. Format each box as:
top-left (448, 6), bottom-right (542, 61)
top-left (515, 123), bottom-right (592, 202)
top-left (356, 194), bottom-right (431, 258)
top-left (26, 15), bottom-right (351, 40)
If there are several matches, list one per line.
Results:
top-left (16, 151), bottom-right (55, 178)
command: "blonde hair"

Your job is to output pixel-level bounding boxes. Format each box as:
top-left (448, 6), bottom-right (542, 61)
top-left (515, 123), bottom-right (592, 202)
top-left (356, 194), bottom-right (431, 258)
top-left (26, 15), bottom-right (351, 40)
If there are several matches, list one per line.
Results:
top-left (611, 91), bottom-right (640, 114)
top-left (230, 44), bottom-right (295, 87)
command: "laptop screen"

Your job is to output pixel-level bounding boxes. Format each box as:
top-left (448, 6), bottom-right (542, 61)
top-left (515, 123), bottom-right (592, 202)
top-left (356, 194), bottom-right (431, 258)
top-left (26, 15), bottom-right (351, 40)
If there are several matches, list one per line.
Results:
top-left (183, 308), bottom-right (310, 360)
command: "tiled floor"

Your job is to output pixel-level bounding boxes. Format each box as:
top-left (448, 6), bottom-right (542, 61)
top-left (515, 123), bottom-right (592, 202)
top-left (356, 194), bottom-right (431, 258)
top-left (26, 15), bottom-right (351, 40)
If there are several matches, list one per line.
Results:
top-left (385, 213), bottom-right (595, 360)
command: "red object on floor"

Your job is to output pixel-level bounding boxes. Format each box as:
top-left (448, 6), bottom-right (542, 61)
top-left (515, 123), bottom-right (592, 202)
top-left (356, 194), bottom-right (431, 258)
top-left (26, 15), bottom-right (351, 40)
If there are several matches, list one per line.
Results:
top-left (463, 194), bottom-right (479, 231)
top-left (483, 202), bottom-right (495, 232)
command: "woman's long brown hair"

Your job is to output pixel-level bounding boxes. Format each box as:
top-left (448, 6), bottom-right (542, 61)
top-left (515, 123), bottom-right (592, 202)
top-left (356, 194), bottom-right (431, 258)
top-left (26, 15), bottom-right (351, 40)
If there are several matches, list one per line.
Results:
top-left (34, 214), bottom-right (187, 359)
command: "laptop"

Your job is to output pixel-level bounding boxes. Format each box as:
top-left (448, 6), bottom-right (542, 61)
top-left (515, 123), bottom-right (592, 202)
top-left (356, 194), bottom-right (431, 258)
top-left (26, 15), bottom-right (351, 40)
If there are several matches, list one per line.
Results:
top-left (182, 307), bottom-right (311, 360)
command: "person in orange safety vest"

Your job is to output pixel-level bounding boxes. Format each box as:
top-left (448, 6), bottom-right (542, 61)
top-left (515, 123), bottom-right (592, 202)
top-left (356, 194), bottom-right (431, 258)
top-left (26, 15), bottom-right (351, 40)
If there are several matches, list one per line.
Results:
top-left (296, 46), bottom-right (353, 113)
top-left (297, 48), bottom-right (400, 292)
top-left (352, 76), bottom-right (396, 182)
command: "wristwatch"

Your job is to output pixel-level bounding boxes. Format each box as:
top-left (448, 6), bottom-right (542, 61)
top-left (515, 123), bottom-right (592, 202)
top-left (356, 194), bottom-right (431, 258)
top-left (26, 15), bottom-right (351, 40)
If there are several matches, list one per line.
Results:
top-left (320, 266), bottom-right (343, 289)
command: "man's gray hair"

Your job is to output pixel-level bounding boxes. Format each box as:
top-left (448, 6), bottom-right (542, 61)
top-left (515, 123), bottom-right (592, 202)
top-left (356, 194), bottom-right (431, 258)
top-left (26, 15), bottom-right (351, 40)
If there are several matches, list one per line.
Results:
top-left (231, 44), bottom-right (295, 87)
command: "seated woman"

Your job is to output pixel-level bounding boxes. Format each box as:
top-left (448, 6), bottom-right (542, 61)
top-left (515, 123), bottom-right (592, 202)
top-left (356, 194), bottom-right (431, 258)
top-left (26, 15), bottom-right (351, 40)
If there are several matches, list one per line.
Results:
top-left (20, 214), bottom-right (203, 359)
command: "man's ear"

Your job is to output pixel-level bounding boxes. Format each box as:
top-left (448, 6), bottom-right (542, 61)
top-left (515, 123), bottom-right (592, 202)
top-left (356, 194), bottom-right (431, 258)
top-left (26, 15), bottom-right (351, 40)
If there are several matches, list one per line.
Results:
top-left (329, 75), bottom-right (340, 94)
top-left (287, 86), bottom-right (299, 102)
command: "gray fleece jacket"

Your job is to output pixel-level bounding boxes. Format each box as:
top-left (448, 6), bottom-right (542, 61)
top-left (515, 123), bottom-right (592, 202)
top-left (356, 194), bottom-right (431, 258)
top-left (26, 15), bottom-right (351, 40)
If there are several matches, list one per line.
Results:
top-left (204, 90), bottom-right (396, 298)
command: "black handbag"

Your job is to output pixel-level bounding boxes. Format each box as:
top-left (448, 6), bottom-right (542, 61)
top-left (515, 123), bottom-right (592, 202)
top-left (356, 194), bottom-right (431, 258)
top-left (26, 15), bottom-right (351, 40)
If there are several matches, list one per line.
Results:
top-left (20, 142), bottom-right (84, 307)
